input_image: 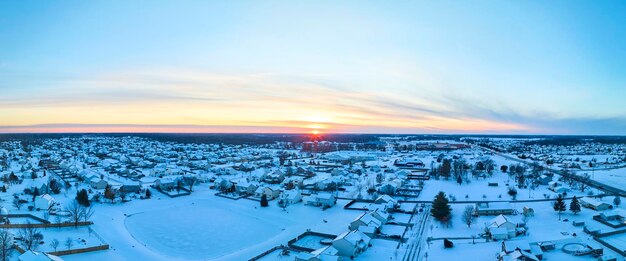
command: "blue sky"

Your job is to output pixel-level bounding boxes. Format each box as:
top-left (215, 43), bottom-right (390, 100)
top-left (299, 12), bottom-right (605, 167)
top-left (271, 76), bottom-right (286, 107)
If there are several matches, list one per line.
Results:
top-left (1, 1), bottom-right (625, 134)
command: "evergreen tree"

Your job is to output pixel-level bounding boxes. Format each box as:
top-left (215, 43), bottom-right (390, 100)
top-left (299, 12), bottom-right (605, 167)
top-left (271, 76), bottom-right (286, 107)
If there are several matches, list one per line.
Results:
top-left (456, 175), bottom-right (462, 185)
top-left (75, 189), bottom-right (90, 207)
top-left (104, 185), bottom-right (116, 203)
top-left (145, 189), bottom-right (151, 198)
top-left (260, 194), bottom-right (269, 207)
top-left (517, 174), bottom-right (526, 188)
top-left (614, 196), bottom-right (621, 207)
top-left (431, 191), bottom-right (451, 222)
top-left (570, 196), bottom-right (581, 215)
top-left (441, 159), bottom-right (452, 179)
top-left (32, 187), bottom-right (40, 202)
top-left (553, 195), bottom-right (566, 220)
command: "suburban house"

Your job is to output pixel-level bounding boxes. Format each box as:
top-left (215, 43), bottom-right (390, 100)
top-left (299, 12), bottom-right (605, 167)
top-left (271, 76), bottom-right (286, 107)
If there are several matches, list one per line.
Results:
top-left (155, 177), bottom-right (177, 190)
top-left (550, 186), bottom-right (569, 194)
top-left (499, 241), bottom-right (543, 261)
top-left (34, 194), bottom-right (55, 211)
top-left (280, 190), bottom-right (302, 204)
top-left (255, 186), bottom-right (280, 200)
top-left (295, 245), bottom-right (343, 261)
top-left (303, 193), bottom-right (336, 208)
top-left (332, 230), bottom-right (372, 258)
top-left (538, 175), bottom-right (552, 185)
top-left (120, 181), bottom-right (141, 193)
top-left (487, 215), bottom-right (518, 240)
top-left (235, 181), bottom-right (257, 196)
top-left (597, 209), bottom-right (626, 227)
top-left (377, 182), bottom-right (399, 195)
top-left (350, 212), bottom-right (383, 231)
top-left (475, 202), bottom-right (515, 216)
top-left (90, 178), bottom-right (108, 190)
top-left (374, 194), bottom-right (398, 210)
top-left (18, 250), bottom-right (63, 261)
top-left (580, 197), bottom-right (612, 211)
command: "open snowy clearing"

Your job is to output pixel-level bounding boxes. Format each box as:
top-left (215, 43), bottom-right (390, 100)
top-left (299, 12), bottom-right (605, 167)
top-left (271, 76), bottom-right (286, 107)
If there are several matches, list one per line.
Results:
top-left (124, 200), bottom-right (286, 259)
top-left (62, 186), bottom-right (357, 261)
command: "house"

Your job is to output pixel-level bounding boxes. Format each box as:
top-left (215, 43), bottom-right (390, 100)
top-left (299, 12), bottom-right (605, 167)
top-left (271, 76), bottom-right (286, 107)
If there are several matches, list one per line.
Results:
top-left (475, 202), bottom-right (515, 216)
top-left (119, 181), bottom-right (141, 193)
top-left (255, 187), bottom-right (280, 200)
top-left (350, 212), bottom-right (383, 230)
top-left (34, 194), bottom-right (55, 211)
top-left (580, 197), bottom-right (612, 211)
top-left (377, 182), bottom-right (398, 195)
top-left (373, 195), bottom-right (398, 212)
top-left (155, 177), bottom-right (177, 190)
top-left (550, 186), bottom-right (569, 194)
top-left (28, 180), bottom-right (48, 194)
top-left (370, 209), bottom-right (390, 223)
top-left (491, 227), bottom-right (510, 241)
top-left (598, 208), bottom-right (626, 226)
top-left (235, 182), bottom-right (257, 196)
top-left (487, 215), bottom-right (518, 240)
top-left (265, 169), bottom-right (285, 184)
top-left (332, 230), bottom-right (371, 258)
top-left (500, 241), bottom-right (542, 261)
top-left (374, 194), bottom-right (398, 208)
top-left (90, 178), bottom-right (108, 190)
top-left (317, 193), bottom-right (336, 208)
top-left (303, 193), bottom-right (336, 208)
top-left (498, 249), bottom-right (539, 261)
top-left (538, 175), bottom-right (552, 185)
top-left (295, 245), bottom-right (343, 261)
top-left (18, 250), bottom-right (63, 261)
top-left (280, 190), bottom-right (302, 204)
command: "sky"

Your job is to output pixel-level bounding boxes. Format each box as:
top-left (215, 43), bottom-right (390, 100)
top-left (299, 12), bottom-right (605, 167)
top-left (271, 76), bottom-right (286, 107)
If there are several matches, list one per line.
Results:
top-left (1, 1), bottom-right (626, 135)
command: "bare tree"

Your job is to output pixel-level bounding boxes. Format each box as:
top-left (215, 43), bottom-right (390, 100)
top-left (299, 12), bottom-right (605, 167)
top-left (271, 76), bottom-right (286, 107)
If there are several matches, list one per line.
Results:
top-left (65, 200), bottom-right (85, 228)
top-left (65, 237), bottom-right (73, 250)
top-left (54, 214), bottom-right (63, 226)
top-left (0, 229), bottom-right (12, 261)
top-left (461, 205), bottom-right (475, 228)
top-left (183, 176), bottom-right (197, 192)
top-left (83, 206), bottom-right (94, 223)
top-left (19, 221), bottom-right (41, 250)
top-left (49, 238), bottom-right (60, 252)
top-left (12, 198), bottom-right (22, 210)
top-left (578, 173), bottom-right (591, 192)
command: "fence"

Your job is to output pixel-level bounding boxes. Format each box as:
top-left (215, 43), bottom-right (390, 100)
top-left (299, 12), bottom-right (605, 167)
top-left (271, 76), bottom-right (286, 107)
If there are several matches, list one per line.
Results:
top-left (592, 215), bottom-right (626, 229)
top-left (47, 244), bottom-right (110, 256)
top-left (287, 231), bottom-right (337, 252)
top-left (152, 186), bottom-right (191, 198)
top-left (248, 245), bottom-right (287, 261)
top-left (593, 231), bottom-right (626, 258)
top-left (343, 199), bottom-right (373, 210)
top-left (0, 221), bottom-right (92, 229)
top-left (0, 213), bottom-right (50, 224)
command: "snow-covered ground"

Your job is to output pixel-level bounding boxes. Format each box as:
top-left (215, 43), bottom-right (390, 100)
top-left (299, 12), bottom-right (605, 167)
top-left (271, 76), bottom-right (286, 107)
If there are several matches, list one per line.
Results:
top-left (63, 187), bottom-right (356, 261)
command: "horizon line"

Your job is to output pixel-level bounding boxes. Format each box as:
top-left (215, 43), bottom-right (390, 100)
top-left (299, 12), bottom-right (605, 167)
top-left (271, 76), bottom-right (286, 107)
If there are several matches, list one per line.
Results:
top-left (0, 123), bottom-right (624, 136)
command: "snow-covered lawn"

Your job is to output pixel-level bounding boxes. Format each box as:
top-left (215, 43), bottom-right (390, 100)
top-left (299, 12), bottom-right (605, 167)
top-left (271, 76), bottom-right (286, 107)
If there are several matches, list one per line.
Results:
top-left (125, 201), bottom-right (285, 259)
top-left (63, 187), bottom-right (357, 261)
top-left (581, 167), bottom-right (626, 189)
top-left (30, 226), bottom-right (106, 252)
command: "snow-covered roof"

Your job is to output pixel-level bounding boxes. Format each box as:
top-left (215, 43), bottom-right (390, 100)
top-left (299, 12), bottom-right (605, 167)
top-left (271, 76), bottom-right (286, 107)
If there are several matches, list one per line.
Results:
top-left (18, 250), bottom-right (64, 261)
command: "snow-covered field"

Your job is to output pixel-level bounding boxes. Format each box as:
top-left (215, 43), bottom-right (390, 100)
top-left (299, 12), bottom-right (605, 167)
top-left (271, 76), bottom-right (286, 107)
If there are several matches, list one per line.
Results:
top-left (581, 167), bottom-right (626, 189)
top-left (63, 187), bottom-right (357, 261)
top-left (124, 200), bottom-right (286, 259)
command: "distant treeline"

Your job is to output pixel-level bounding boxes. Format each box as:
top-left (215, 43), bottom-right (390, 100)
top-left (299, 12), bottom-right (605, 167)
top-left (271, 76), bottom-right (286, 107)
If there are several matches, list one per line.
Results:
top-left (1, 133), bottom-right (625, 145)
top-left (522, 136), bottom-right (626, 146)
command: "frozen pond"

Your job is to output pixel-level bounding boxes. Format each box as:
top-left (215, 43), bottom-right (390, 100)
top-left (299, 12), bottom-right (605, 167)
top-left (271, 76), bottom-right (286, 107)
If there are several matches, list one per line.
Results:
top-left (125, 202), bottom-right (284, 259)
